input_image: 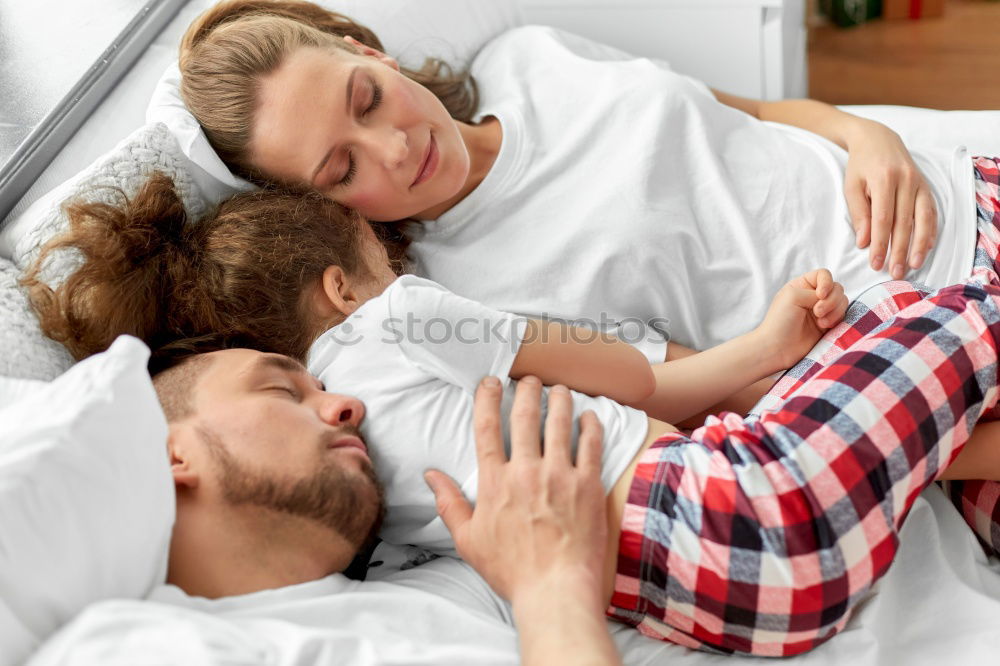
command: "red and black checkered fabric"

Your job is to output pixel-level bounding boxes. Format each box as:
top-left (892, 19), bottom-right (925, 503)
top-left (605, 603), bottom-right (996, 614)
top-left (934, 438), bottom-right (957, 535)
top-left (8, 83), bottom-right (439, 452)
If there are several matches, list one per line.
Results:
top-left (606, 157), bottom-right (1000, 656)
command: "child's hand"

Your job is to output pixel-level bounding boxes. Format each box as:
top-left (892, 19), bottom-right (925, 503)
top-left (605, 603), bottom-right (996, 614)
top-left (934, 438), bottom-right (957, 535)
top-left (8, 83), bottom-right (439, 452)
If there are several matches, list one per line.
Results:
top-left (754, 269), bottom-right (848, 371)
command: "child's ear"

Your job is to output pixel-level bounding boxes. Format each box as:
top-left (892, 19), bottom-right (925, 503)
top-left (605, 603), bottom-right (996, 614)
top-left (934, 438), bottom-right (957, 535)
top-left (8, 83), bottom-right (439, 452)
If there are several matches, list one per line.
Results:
top-left (344, 35), bottom-right (399, 71)
top-left (320, 265), bottom-right (365, 317)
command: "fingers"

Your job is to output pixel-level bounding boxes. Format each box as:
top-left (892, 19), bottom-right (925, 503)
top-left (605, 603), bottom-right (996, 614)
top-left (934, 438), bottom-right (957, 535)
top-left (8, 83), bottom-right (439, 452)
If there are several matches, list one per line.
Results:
top-left (425, 469), bottom-right (473, 546)
top-left (575, 410), bottom-right (604, 478)
top-left (844, 176), bottom-right (871, 249)
top-left (887, 177), bottom-right (916, 279)
top-left (813, 268), bottom-right (833, 300)
top-left (868, 180), bottom-right (893, 273)
top-left (909, 187), bottom-right (938, 270)
top-left (473, 376), bottom-right (507, 468)
top-left (813, 281), bottom-right (846, 328)
top-left (543, 384), bottom-right (573, 465)
top-left (510, 375), bottom-right (543, 461)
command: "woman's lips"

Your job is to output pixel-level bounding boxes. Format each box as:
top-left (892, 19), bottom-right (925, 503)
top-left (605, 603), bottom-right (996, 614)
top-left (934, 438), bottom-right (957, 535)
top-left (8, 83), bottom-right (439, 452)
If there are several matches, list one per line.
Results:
top-left (412, 134), bottom-right (438, 187)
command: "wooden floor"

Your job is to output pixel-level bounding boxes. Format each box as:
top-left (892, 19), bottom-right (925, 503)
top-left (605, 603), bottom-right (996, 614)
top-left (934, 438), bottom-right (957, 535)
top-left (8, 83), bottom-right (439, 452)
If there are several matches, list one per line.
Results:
top-left (808, 0), bottom-right (1000, 109)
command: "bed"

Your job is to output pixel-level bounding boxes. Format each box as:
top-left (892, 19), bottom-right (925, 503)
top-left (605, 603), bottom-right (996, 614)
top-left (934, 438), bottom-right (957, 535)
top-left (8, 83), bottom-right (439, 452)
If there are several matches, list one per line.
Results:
top-left (1, 1), bottom-right (999, 664)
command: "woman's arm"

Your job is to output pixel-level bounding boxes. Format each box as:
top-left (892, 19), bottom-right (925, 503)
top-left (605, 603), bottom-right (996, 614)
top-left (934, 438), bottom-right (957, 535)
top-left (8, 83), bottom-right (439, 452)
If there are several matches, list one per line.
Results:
top-left (712, 90), bottom-right (939, 280)
top-left (509, 319), bottom-right (655, 406)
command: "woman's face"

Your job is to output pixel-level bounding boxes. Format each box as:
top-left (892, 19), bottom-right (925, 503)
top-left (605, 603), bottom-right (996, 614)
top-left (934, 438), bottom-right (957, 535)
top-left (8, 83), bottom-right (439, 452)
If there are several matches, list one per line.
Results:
top-left (251, 45), bottom-right (471, 222)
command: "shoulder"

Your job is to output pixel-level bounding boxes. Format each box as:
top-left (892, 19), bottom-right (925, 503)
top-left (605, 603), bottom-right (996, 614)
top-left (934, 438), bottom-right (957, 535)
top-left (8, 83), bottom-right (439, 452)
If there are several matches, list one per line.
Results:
top-left (384, 274), bottom-right (452, 314)
top-left (476, 24), bottom-right (638, 66)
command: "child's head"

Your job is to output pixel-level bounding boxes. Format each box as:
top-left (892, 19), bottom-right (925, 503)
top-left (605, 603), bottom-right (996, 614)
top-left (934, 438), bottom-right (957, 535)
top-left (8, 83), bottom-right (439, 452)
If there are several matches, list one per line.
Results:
top-left (23, 172), bottom-right (399, 362)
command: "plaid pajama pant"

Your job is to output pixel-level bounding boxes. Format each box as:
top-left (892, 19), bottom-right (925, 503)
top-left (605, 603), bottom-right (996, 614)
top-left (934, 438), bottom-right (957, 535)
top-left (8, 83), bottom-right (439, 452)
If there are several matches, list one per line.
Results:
top-left (607, 157), bottom-right (1000, 656)
top-left (752, 157), bottom-right (1000, 563)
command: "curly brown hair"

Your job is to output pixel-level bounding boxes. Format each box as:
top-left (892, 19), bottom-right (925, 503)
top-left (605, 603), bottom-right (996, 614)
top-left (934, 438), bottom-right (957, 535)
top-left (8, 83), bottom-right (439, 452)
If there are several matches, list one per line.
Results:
top-left (22, 172), bottom-right (393, 362)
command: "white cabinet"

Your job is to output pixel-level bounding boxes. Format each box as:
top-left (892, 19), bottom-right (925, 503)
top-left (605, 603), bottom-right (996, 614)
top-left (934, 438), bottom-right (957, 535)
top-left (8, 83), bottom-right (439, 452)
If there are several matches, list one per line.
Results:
top-left (517, 0), bottom-right (807, 100)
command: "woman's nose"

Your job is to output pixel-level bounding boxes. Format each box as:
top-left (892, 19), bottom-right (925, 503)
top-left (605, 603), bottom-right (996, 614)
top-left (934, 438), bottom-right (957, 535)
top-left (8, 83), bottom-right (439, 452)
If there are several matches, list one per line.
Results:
top-left (320, 394), bottom-right (366, 428)
top-left (362, 127), bottom-right (408, 170)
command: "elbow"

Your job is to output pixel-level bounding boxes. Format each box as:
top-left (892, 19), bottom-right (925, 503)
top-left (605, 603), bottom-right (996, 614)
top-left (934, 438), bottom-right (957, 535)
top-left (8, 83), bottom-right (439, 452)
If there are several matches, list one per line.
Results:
top-left (618, 363), bottom-right (656, 406)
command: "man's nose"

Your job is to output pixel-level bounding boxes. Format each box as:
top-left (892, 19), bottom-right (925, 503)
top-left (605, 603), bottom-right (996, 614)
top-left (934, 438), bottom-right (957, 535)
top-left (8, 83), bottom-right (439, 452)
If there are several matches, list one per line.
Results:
top-left (319, 394), bottom-right (366, 428)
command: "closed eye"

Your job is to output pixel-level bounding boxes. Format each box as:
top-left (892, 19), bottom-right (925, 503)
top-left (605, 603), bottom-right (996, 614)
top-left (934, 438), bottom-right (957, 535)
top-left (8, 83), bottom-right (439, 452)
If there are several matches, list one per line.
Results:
top-left (269, 386), bottom-right (300, 400)
top-left (339, 153), bottom-right (357, 186)
top-left (364, 80), bottom-right (383, 116)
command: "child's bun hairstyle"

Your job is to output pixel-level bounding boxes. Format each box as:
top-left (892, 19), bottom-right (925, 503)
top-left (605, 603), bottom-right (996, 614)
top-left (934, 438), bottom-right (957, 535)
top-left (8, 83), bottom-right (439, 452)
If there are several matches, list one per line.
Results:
top-left (23, 172), bottom-right (388, 362)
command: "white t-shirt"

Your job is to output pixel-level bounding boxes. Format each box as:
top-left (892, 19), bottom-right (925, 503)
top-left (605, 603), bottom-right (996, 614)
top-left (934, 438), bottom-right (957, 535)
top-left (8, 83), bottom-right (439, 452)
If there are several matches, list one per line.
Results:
top-left (29, 543), bottom-right (521, 666)
top-left (307, 275), bottom-right (648, 553)
top-left (407, 26), bottom-right (977, 360)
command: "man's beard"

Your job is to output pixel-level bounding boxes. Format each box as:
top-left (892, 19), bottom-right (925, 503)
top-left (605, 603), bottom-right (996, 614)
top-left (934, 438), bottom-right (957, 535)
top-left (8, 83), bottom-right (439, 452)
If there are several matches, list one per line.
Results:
top-left (199, 426), bottom-right (384, 551)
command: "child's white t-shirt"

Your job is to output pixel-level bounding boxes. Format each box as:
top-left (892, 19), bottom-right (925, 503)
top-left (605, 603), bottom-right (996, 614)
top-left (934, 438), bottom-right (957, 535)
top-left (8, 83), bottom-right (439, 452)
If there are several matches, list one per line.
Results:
top-left (407, 26), bottom-right (976, 360)
top-left (307, 275), bottom-right (649, 554)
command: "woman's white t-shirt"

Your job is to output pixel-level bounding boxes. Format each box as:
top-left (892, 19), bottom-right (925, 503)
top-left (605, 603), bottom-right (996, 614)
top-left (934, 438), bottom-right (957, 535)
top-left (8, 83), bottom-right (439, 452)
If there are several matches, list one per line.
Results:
top-left (307, 275), bottom-right (648, 554)
top-left (407, 26), bottom-right (976, 360)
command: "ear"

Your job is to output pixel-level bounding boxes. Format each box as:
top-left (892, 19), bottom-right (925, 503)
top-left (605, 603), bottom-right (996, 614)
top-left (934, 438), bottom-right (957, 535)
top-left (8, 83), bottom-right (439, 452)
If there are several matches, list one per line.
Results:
top-left (344, 35), bottom-right (399, 72)
top-left (319, 264), bottom-right (366, 317)
top-left (168, 427), bottom-right (200, 491)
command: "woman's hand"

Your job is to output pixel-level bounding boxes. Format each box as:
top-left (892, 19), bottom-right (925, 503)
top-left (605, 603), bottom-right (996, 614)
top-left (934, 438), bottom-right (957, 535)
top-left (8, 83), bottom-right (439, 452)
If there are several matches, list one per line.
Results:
top-left (754, 269), bottom-right (847, 371)
top-left (843, 119), bottom-right (939, 279)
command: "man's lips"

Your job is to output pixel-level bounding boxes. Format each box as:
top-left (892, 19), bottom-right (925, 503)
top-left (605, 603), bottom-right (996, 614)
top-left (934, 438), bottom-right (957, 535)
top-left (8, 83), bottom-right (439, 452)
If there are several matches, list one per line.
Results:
top-left (411, 134), bottom-right (438, 187)
top-left (328, 434), bottom-right (368, 455)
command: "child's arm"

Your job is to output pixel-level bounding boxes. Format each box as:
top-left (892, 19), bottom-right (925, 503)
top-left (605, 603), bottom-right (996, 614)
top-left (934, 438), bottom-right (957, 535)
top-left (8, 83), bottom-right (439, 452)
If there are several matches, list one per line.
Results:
top-left (635, 269), bottom-right (848, 425)
top-left (659, 342), bottom-right (779, 429)
top-left (509, 319), bottom-right (656, 406)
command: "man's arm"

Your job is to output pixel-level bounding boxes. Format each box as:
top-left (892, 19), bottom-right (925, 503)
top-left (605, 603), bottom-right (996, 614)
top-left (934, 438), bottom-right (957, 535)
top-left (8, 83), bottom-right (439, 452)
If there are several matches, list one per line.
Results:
top-left (425, 376), bottom-right (622, 666)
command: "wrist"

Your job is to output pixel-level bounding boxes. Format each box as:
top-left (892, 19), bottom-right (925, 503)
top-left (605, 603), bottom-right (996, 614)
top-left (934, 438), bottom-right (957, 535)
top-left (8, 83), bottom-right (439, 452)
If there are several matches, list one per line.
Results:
top-left (511, 567), bottom-right (606, 619)
top-left (842, 116), bottom-right (891, 149)
top-left (744, 328), bottom-right (786, 377)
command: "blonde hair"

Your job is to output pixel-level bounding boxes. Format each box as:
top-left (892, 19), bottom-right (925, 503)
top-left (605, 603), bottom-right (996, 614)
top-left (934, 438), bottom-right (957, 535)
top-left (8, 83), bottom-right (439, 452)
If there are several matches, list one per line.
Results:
top-left (179, 0), bottom-right (478, 185)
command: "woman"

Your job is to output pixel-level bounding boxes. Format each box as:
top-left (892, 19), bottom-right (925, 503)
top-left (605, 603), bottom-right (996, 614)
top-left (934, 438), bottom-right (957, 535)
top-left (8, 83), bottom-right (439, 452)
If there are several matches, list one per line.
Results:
top-left (175, 0), bottom-right (972, 367)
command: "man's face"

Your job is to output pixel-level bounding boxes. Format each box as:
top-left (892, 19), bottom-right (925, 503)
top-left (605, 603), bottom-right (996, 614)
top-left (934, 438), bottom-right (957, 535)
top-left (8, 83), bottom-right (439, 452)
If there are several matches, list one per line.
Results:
top-left (185, 349), bottom-right (384, 550)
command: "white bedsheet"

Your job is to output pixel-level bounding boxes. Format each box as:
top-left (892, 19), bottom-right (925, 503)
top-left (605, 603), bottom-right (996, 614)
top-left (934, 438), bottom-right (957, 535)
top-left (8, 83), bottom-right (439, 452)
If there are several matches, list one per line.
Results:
top-left (27, 488), bottom-right (1000, 665)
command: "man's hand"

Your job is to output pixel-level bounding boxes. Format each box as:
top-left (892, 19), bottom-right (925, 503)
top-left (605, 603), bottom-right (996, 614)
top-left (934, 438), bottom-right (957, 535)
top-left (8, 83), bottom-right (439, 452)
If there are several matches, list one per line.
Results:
top-left (425, 375), bottom-right (620, 666)
top-left (754, 269), bottom-right (848, 371)
top-left (843, 119), bottom-right (939, 279)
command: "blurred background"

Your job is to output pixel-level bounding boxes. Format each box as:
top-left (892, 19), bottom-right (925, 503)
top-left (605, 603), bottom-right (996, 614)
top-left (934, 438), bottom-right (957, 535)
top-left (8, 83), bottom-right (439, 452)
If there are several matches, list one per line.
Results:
top-left (809, 0), bottom-right (1000, 108)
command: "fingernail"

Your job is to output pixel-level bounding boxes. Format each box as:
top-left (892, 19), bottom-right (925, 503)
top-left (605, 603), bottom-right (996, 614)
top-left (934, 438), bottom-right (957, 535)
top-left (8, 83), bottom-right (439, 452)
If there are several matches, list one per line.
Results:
top-left (872, 256), bottom-right (884, 271)
top-left (521, 375), bottom-right (540, 385)
top-left (551, 384), bottom-right (568, 394)
top-left (891, 263), bottom-right (904, 279)
top-left (911, 252), bottom-right (925, 269)
top-left (482, 376), bottom-right (501, 388)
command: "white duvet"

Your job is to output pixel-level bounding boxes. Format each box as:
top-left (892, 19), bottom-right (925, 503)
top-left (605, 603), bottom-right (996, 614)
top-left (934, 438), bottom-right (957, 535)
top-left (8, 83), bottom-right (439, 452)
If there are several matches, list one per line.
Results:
top-left (26, 488), bottom-right (1000, 666)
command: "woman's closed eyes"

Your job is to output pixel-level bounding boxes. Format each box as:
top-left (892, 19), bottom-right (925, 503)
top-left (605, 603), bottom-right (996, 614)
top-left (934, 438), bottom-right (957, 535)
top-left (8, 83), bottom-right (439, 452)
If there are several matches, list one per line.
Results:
top-left (336, 78), bottom-right (384, 187)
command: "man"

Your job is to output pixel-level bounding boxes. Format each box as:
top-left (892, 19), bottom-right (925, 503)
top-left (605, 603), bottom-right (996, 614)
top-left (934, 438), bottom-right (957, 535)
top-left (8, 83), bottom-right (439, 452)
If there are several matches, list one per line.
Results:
top-left (34, 347), bottom-right (621, 666)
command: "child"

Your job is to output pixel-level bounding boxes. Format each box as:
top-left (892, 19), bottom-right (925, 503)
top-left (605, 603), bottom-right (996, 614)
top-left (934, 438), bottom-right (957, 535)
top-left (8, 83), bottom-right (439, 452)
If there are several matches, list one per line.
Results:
top-left (24, 173), bottom-right (845, 552)
top-left (25, 173), bottom-right (1000, 656)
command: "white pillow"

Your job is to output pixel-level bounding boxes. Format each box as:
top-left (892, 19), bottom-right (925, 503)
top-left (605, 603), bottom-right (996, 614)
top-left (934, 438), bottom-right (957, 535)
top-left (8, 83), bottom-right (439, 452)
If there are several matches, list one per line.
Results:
top-left (0, 335), bottom-right (174, 666)
top-left (0, 257), bottom-right (74, 381)
top-left (0, 122), bottom-right (208, 273)
top-left (146, 0), bottom-right (523, 205)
